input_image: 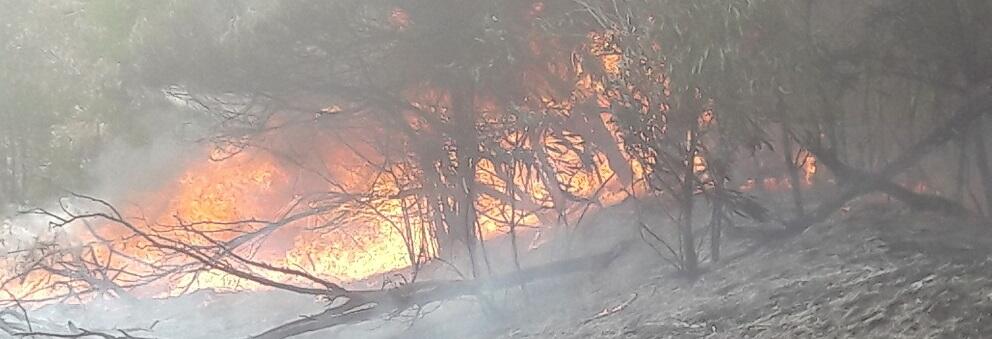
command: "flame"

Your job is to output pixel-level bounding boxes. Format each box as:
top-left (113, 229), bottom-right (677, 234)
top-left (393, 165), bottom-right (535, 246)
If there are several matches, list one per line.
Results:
top-left (801, 153), bottom-right (817, 184)
top-left (3, 16), bottom-right (828, 304)
top-left (589, 32), bottom-right (623, 76)
top-left (80, 149), bottom-right (428, 294)
top-left (171, 155), bottom-right (285, 223)
top-left (389, 7), bottom-right (411, 31)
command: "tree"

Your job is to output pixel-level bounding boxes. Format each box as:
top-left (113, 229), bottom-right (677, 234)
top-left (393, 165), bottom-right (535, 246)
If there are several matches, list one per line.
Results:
top-left (0, 0), bottom-right (150, 210)
top-left (5, 1), bottom-right (992, 338)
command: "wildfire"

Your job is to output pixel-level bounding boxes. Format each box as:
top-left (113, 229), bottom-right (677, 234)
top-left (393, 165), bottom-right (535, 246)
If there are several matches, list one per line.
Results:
top-left (166, 151), bottom-right (436, 291)
top-left (589, 32), bottom-right (623, 76)
top-left (388, 7), bottom-right (411, 31)
top-left (801, 153), bottom-right (817, 184)
top-left (2, 16), bottom-right (826, 305)
top-left (170, 154), bottom-right (286, 224)
top-left (146, 18), bottom-right (640, 297)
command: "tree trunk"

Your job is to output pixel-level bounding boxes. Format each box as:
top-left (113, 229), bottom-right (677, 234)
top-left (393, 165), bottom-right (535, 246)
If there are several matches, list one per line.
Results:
top-left (458, 157), bottom-right (482, 277)
top-left (789, 92), bottom-right (992, 229)
top-left (708, 181), bottom-right (725, 263)
top-left (533, 128), bottom-right (570, 225)
top-left (0, 134), bottom-right (9, 205)
top-left (954, 134), bottom-right (970, 202)
top-left (779, 95), bottom-right (806, 221)
top-left (679, 125), bottom-right (699, 273)
top-left (751, 154), bottom-right (765, 193)
top-left (708, 122), bottom-right (732, 263)
top-left (972, 119), bottom-right (992, 216)
top-left (507, 161), bottom-right (523, 274)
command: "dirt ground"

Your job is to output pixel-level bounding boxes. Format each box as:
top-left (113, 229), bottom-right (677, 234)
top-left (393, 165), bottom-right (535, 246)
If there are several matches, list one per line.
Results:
top-left (394, 202), bottom-right (992, 339)
top-left (22, 201), bottom-right (992, 339)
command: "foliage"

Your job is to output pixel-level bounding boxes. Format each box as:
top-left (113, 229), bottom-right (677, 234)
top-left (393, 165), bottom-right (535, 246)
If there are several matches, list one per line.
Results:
top-left (0, 0), bottom-right (153, 208)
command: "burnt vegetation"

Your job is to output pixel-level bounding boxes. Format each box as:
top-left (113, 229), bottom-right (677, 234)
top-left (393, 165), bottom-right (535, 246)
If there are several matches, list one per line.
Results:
top-left (1, 0), bottom-right (992, 338)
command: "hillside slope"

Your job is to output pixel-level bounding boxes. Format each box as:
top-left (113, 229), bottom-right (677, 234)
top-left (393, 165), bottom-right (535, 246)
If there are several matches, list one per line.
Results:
top-left (21, 203), bottom-right (992, 339)
top-left (394, 204), bottom-right (992, 339)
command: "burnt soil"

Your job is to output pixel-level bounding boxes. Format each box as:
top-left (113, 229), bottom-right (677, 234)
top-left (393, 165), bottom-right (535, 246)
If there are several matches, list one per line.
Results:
top-left (25, 202), bottom-right (992, 339)
top-left (389, 203), bottom-right (992, 339)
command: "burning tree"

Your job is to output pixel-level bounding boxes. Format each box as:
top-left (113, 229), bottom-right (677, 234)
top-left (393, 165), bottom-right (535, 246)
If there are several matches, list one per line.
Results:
top-left (2, 0), bottom-right (992, 338)
top-left (136, 0), bottom-right (789, 276)
top-left (138, 0), bottom-right (650, 276)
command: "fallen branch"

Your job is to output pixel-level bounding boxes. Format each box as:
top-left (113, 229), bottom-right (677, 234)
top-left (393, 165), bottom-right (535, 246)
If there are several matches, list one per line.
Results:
top-left (581, 293), bottom-right (638, 325)
top-left (788, 86), bottom-right (992, 230)
top-left (250, 244), bottom-right (627, 339)
top-left (806, 143), bottom-right (969, 216)
top-left (14, 328), bottom-right (155, 339)
top-left (14, 321), bottom-right (158, 339)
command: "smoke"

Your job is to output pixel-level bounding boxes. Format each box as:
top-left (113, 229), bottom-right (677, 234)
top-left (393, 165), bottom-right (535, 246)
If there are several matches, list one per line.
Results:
top-left (1, 103), bottom-right (201, 233)
top-left (86, 114), bottom-right (201, 201)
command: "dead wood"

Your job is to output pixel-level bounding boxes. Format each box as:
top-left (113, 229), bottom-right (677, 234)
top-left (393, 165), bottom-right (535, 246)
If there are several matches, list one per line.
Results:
top-left (806, 143), bottom-right (969, 216)
top-left (13, 320), bottom-right (159, 339)
top-left (581, 293), bottom-right (638, 325)
top-left (250, 244), bottom-right (626, 339)
top-left (786, 88), bottom-right (992, 231)
top-left (972, 123), bottom-right (992, 215)
top-left (14, 328), bottom-right (155, 339)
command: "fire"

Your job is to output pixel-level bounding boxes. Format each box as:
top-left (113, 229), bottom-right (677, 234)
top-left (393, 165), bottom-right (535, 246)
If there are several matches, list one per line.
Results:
top-left (388, 7), bottom-right (411, 31)
top-left (801, 153), bottom-right (817, 184)
top-left (286, 219), bottom-right (422, 283)
top-left (2, 15), bottom-right (825, 305)
top-left (166, 150), bottom-right (432, 291)
top-left (589, 32), bottom-right (623, 76)
top-left (286, 160), bottom-right (438, 282)
top-left (29, 148), bottom-right (429, 296)
top-left (475, 159), bottom-right (544, 236)
top-left (170, 154), bottom-right (285, 224)
top-left (144, 25), bottom-right (642, 294)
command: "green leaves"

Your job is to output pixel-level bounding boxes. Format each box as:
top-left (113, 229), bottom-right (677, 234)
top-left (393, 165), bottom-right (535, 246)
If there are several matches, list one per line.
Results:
top-left (0, 0), bottom-right (151, 205)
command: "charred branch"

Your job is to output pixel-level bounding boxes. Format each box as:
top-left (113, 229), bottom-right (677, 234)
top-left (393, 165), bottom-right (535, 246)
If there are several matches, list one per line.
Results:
top-left (788, 87), bottom-right (992, 229)
top-left (250, 244), bottom-right (626, 339)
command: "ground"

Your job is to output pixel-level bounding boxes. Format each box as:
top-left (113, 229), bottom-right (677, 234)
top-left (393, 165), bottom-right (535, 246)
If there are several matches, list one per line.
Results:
top-left (23, 201), bottom-right (992, 338)
top-left (399, 202), bottom-right (992, 339)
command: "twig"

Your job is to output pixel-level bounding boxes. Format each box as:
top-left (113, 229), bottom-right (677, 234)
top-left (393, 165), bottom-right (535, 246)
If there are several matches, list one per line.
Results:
top-left (581, 293), bottom-right (638, 325)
